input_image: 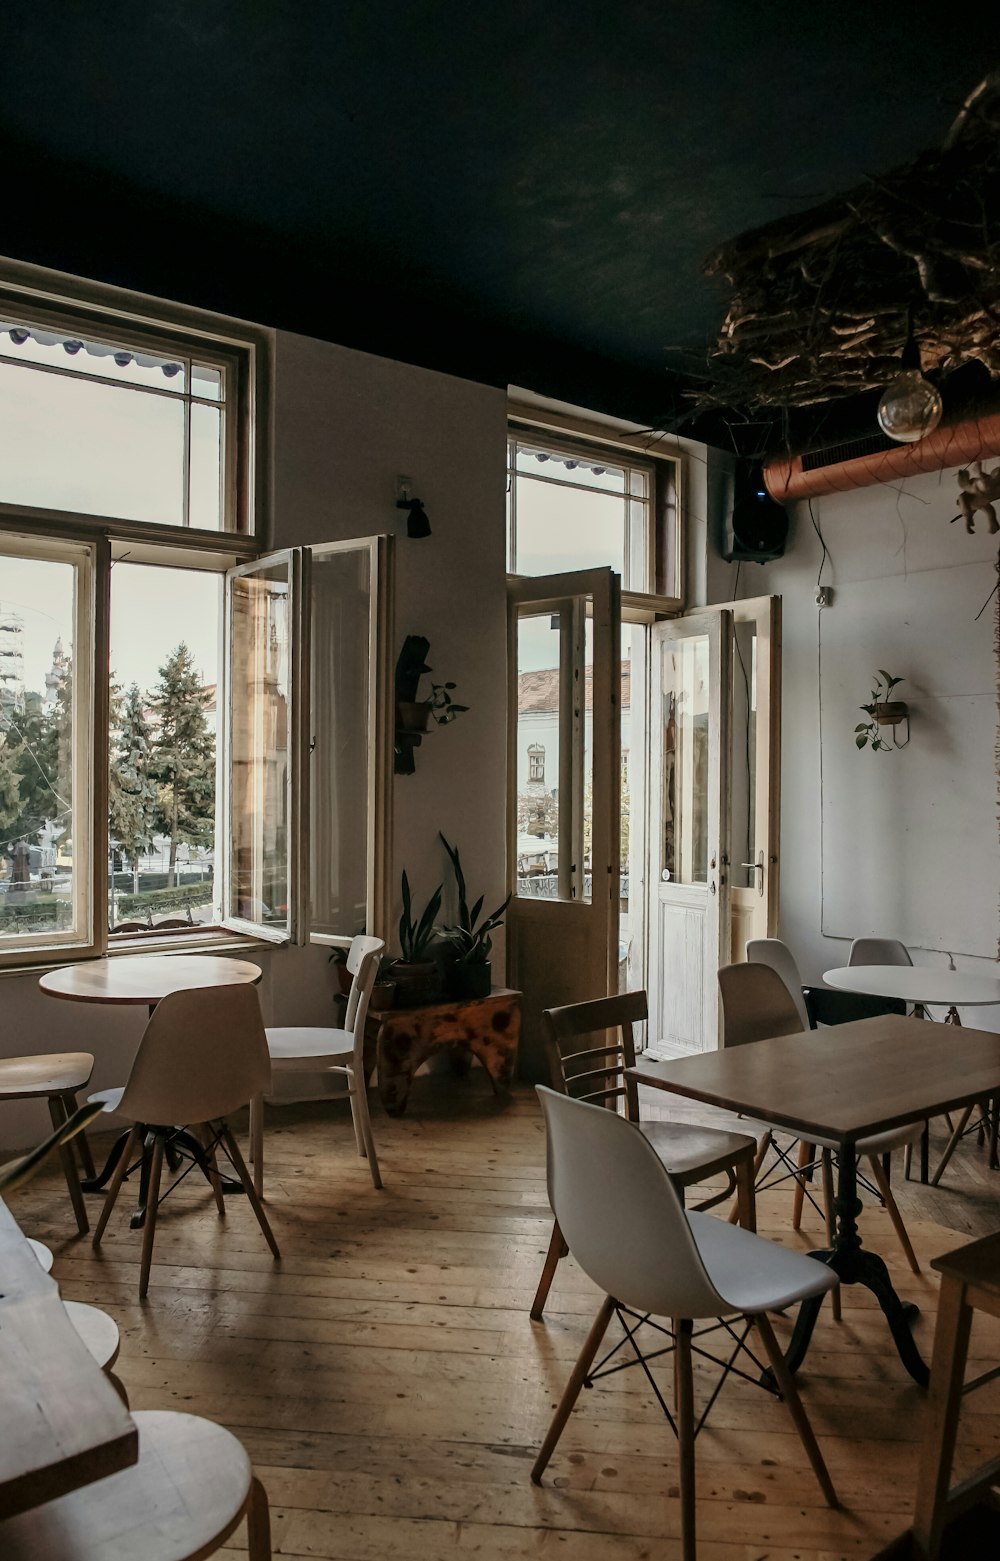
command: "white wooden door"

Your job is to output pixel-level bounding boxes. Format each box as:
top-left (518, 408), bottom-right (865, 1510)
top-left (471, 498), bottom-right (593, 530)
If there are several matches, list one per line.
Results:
top-left (506, 568), bottom-right (621, 1080)
top-left (728, 596), bottom-right (782, 962)
top-left (646, 610), bottom-right (731, 1055)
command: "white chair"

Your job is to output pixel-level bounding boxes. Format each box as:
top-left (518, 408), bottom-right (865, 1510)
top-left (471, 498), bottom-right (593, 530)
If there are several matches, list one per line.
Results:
top-left (745, 938), bottom-right (811, 1031)
top-left (719, 963), bottom-right (922, 1282)
top-left (848, 936), bottom-right (912, 967)
top-left (531, 1086), bottom-right (838, 1561)
top-left (250, 934), bottom-right (385, 1195)
top-left (90, 984), bottom-right (279, 1299)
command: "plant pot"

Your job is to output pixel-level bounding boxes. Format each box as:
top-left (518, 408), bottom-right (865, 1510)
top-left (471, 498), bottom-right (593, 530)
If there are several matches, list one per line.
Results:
top-left (389, 959), bottom-right (441, 1006)
top-left (396, 700), bottom-right (431, 734)
top-left (369, 980), bottom-right (396, 1013)
top-left (875, 700), bottom-right (908, 726)
top-left (449, 960), bottom-right (492, 1000)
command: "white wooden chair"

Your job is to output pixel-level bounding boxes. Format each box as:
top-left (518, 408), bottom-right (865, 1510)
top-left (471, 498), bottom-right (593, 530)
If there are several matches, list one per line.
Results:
top-left (250, 934), bottom-right (385, 1195)
top-left (531, 1086), bottom-right (838, 1561)
top-left (89, 984), bottom-right (279, 1299)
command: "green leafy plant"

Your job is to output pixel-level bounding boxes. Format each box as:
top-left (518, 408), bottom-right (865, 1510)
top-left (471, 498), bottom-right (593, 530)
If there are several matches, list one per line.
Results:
top-left (398, 869), bottom-right (443, 962)
top-left (855, 670), bottom-right (905, 752)
top-left (439, 832), bottom-right (511, 965)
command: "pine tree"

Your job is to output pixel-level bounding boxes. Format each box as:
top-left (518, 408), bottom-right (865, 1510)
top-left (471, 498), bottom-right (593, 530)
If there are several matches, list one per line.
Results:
top-left (0, 734), bottom-right (20, 838)
top-left (149, 644), bottom-right (215, 886)
top-left (110, 682), bottom-right (158, 893)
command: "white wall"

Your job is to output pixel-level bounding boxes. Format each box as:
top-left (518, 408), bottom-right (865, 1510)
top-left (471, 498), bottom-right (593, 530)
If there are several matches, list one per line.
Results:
top-left (726, 465), bottom-right (999, 1008)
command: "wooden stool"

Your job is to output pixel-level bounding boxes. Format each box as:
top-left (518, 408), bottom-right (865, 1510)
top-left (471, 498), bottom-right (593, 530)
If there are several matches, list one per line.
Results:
top-left (27, 1237), bottom-right (54, 1272)
top-left (0, 1409), bottom-right (271, 1559)
top-left (0, 1053), bottom-right (96, 1234)
top-left (912, 1232), bottom-right (1000, 1558)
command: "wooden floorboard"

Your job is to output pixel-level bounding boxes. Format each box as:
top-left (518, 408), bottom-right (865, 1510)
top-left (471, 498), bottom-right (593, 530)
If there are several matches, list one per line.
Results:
top-left (10, 1076), bottom-right (1000, 1559)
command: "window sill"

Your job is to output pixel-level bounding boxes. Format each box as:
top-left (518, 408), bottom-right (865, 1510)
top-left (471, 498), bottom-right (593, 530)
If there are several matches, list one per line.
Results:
top-left (0, 929), bottom-right (279, 980)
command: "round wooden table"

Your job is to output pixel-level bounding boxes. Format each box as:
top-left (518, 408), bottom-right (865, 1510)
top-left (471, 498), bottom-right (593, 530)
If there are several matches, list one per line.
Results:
top-left (39, 954), bottom-right (262, 1008)
top-left (38, 954), bottom-right (263, 1222)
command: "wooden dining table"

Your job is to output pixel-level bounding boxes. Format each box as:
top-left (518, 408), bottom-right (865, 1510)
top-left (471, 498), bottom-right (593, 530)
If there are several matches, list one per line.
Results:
top-left (627, 1013), bottom-right (1000, 1388)
top-left (0, 1198), bottom-right (136, 1520)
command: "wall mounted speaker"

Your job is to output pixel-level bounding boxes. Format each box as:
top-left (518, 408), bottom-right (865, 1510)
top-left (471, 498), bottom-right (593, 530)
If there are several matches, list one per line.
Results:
top-left (722, 459), bottom-right (788, 563)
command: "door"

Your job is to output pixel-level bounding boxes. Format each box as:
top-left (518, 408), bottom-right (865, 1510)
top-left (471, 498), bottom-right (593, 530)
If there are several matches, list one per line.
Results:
top-left (507, 568), bottom-right (621, 1079)
top-left (728, 596), bottom-right (781, 961)
top-left (646, 610), bottom-right (731, 1055)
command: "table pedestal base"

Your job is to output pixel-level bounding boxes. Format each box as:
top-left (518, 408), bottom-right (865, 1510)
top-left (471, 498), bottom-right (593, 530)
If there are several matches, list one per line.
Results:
top-left (83, 1127), bottom-right (244, 1228)
top-left (775, 1244), bottom-right (928, 1388)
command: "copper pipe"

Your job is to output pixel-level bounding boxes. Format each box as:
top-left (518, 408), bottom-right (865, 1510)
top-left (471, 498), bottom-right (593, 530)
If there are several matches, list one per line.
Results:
top-left (764, 415), bottom-right (1000, 503)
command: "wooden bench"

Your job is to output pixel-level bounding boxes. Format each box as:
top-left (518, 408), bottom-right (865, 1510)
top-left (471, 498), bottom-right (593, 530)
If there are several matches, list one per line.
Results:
top-left (364, 987), bottom-right (521, 1114)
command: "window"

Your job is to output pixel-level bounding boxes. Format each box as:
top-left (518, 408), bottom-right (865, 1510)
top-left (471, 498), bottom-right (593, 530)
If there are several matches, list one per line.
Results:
top-left (528, 743), bottom-right (545, 783)
top-left (0, 280), bottom-right (388, 967)
top-left (506, 426), bottom-right (680, 599)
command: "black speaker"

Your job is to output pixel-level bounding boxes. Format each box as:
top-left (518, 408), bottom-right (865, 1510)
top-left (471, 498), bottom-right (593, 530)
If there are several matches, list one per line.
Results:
top-left (722, 460), bottom-right (788, 563)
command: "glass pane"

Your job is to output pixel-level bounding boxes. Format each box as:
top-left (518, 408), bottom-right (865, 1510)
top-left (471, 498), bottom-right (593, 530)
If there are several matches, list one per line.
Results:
top-left (310, 547), bottom-right (371, 938)
top-left (660, 634), bottom-right (710, 886)
top-left (108, 564), bottom-right (221, 933)
top-left (580, 615), bottom-right (594, 905)
top-left (192, 363), bottom-right (223, 401)
top-left (0, 360), bottom-right (186, 524)
top-left (730, 621), bottom-right (758, 891)
top-left (515, 443), bottom-right (626, 493)
top-left (618, 621), bottom-right (647, 1007)
top-left (0, 323), bottom-right (187, 391)
top-left (229, 564), bottom-right (291, 930)
top-left (512, 475), bottom-right (626, 578)
top-left (515, 611), bottom-right (562, 899)
top-left (190, 403), bottom-right (223, 530)
top-left (0, 554), bottom-right (79, 944)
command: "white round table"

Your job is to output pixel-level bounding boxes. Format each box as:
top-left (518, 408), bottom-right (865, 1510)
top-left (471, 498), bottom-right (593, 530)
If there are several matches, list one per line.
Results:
top-left (823, 966), bottom-right (1000, 1024)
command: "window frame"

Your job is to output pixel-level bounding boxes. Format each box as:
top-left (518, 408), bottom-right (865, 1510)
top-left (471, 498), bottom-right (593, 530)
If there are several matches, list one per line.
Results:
top-left (506, 414), bottom-right (684, 605)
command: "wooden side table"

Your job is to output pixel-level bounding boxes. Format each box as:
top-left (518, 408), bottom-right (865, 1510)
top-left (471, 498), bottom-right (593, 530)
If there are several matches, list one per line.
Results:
top-left (911, 1231), bottom-right (1000, 1558)
top-left (364, 988), bottom-right (521, 1115)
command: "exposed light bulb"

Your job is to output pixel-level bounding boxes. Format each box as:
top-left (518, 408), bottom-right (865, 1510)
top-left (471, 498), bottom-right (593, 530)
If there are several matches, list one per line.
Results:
top-left (877, 368), bottom-right (943, 444)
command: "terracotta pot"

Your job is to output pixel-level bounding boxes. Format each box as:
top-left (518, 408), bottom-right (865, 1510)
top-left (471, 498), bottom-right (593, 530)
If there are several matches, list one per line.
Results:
top-left (368, 980), bottom-right (396, 1013)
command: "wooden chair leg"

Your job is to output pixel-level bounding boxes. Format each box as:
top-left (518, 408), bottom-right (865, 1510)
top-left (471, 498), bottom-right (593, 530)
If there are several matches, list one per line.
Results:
top-left (65, 1092), bottom-right (96, 1179)
top-left (219, 1122), bottom-right (281, 1260)
top-left (932, 1105), bottom-right (976, 1186)
top-left (246, 1472), bottom-right (272, 1561)
top-left (755, 1311), bottom-right (838, 1509)
top-left (531, 1295), bottom-right (614, 1483)
top-left (912, 1273), bottom-right (973, 1561)
top-left (820, 1150), bottom-right (841, 1322)
top-left (139, 1134), bottom-right (165, 1300)
top-left (734, 1154), bottom-right (756, 1232)
top-left (249, 1093), bottom-right (264, 1199)
top-left (530, 1220), bottom-right (568, 1320)
top-left (869, 1153), bottom-right (920, 1275)
top-left (198, 1123), bottom-right (226, 1217)
top-left (792, 1140), bottom-right (812, 1231)
top-left (729, 1130), bottom-right (771, 1223)
top-left (346, 1067), bottom-right (383, 1190)
top-left (93, 1125), bottom-right (142, 1247)
top-left (676, 1317), bottom-right (697, 1561)
top-left (47, 1094), bottom-right (89, 1235)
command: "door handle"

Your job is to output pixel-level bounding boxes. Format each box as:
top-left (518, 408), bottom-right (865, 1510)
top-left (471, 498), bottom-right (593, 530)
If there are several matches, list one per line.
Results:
top-left (739, 850), bottom-right (765, 896)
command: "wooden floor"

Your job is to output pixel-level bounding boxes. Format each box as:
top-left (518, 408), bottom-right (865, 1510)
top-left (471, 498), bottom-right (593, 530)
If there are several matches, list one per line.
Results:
top-left (11, 1075), bottom-right (1000, 1560)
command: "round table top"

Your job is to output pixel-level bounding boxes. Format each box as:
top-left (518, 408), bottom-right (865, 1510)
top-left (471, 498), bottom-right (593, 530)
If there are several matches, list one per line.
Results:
top-left (823, 964), bottom-right (1000, 1007)
top-left (38, 954), bottom-right (262, 1005)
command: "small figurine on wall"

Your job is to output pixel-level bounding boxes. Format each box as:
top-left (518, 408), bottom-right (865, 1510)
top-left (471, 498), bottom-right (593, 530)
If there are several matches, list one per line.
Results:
top-left (952, 461), bottom-right (1000, 534)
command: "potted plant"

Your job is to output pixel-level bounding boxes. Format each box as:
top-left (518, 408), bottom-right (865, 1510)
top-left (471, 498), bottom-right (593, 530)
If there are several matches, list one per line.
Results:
top-left (439, 833), bottom-right (511, 1000)
top-left (390, 870), bottom-right (443, 1004)
top-left (369, 957), bottom-right (398, 1013)
top-left (855, 670), bottom-right (909, 752)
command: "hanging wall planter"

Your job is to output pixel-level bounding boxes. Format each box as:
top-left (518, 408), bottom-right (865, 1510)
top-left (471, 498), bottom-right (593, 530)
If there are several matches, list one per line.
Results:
top-left (855, 671), bottom-right (910, 751)
top-left (394, 634), bottom-right (468, 774)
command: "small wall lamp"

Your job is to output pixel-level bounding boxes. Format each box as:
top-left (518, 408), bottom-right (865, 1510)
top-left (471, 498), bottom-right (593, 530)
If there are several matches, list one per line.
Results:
top-left (396, 497), bottom-right (431, 538)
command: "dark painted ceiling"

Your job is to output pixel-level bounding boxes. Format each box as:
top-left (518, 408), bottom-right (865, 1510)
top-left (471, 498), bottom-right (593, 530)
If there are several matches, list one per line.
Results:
top-left (2, 2), bottom-right (998, 430)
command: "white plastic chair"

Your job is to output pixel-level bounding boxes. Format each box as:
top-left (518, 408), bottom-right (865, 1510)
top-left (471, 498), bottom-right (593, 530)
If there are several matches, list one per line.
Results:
top-left (745, 938), bottom-right (811, 1031)
top-left (532, 1086), bottom-right (838, 1561)
top-left (250, 935), bottom-right (385, 1195)
top-left (848, 936), bottom-right (912, 967)
top-left (90, 984), bottom-right (279, 1299)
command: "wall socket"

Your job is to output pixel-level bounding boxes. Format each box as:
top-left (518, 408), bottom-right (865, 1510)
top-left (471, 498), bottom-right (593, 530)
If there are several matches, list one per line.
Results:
top-left (816, 585), bottom-right (834, 608)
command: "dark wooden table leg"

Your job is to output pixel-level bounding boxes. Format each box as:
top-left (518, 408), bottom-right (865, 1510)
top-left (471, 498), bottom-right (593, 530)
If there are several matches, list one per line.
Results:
top-left (771, 1144), bottom-right (929, 1388)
